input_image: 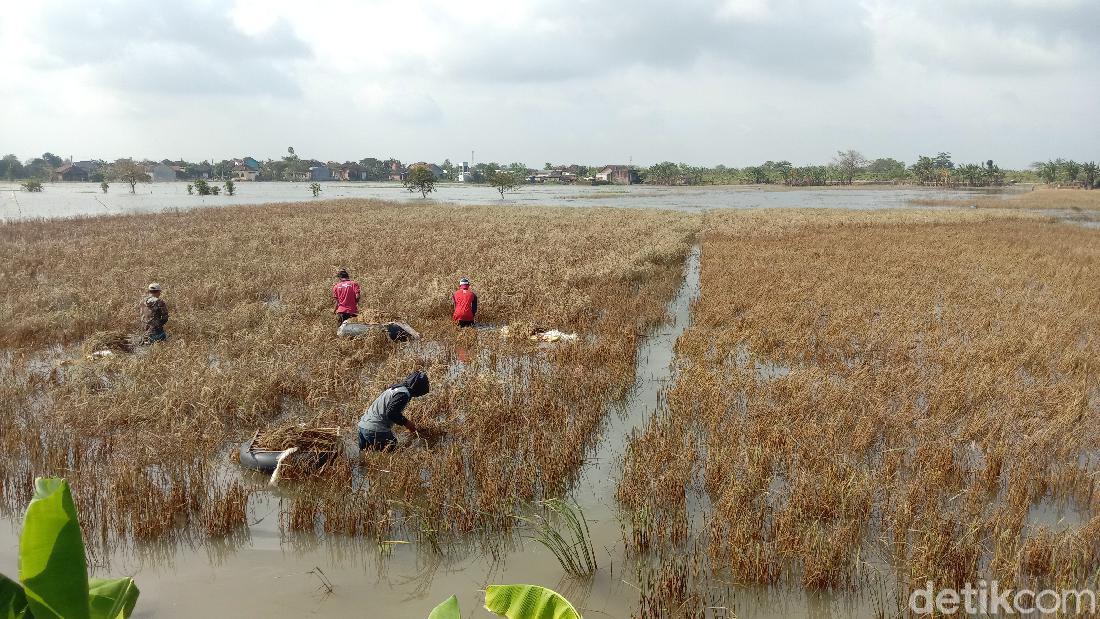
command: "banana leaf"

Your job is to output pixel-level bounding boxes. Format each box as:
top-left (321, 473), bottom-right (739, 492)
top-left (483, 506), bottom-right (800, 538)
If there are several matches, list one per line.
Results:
top-left (19, 478), bottom-right (90, 619)
top-left (88, 578), bottom-right (140, 619)
top-left (484, 584), bottom-right (580, 619)
top-left (0, 573), bottom-right (28, 619)
top-left (427, 594), bottom-right (461, 619)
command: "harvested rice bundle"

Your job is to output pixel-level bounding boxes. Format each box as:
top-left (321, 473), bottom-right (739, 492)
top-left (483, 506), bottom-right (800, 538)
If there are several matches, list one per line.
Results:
top-left (500, 321), bottom-right (547, 339)
top-left (352, 308), bottom-right (402, 324)
top-left (81, 330), bottom-right (136, 354)
top-left (253, 422), bottom-right (342, 455)
top-left (244, 423), bottom-right (343, 483)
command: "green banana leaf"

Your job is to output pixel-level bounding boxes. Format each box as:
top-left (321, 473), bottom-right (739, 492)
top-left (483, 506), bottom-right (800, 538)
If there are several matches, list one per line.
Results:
top-left (427, 594), bottom-right (461, 619)
top-left (88, 578), bottom-right (140, 619)
top-left (0, 573), bottom-right (28, 619)
top-left (19, 478), bottom-right (90, 619)
top-left (484, 584), bottom-right (581, 619)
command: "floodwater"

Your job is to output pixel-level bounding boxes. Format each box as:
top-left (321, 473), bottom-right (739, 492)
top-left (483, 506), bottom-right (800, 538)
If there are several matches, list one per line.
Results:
top-left (0, 180), bottom-right (1017, 220)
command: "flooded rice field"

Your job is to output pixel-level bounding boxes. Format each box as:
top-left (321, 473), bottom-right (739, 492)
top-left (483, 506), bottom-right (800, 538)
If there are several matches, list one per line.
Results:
top-left (0, 180), bottom-right (1019, 220)
top-left (1, 197), bottom-right (1096, 618)
top-left (0, 248), bottom-right (712, 618)
top-left (0, 246), bottom-right (898, 617)
top-left (0, 242), bottom-right (891, 618)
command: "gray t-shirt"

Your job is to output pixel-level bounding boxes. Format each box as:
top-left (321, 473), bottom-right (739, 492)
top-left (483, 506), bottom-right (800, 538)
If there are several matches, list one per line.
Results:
top-left (357, 386), bottom-right (411, 433)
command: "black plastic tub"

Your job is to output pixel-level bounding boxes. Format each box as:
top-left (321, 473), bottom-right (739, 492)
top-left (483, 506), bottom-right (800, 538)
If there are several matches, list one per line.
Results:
top-left (238, 436), bottom-right (333, 474)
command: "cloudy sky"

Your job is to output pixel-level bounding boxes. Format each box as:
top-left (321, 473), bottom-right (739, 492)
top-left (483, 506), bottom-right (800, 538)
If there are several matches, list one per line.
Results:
top-left (1, 0), bottom-right (1096, 168)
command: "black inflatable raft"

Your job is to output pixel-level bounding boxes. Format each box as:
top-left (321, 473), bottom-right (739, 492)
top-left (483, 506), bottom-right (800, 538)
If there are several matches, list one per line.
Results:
top-left (336, 321), bottom-right (420, 341)
top-left (238, 436), bottom-right (332, 474)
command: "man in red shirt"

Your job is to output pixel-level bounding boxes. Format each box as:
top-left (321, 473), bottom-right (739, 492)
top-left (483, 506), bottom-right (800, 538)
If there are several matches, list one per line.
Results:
top-left (332, 268), bottom-right (361, 326)
top-left (451, 277), bottom-right (478, 327)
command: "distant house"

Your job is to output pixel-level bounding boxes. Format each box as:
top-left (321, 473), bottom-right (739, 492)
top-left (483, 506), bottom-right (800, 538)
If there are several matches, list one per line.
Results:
top-left (596, 165), bottom-right (638, 185)
top-left (232, 164), bottom-right (259, 182)
top-left (73, 160), bottom-right (102, 175)
top-left (544, 166), bottom-right (579, 183)
top-left (386, 160), bottom-right (405, 181)
top-left (336, 163), bottom-right (365, 181)
top-left (151, 163), bottom-right (177, 182)
top-left (309, 165), bottom-right (334, 181)
top-left (186, 164), bottom-right (212, 180)
top-left (227, 157), bottom-right (261, 180)
top-left (533, 169), bottom-right (564, 183)
top-left (52, 163), bottom-right (89, 182)
top-left (407, 162), bottom-right (445, 179)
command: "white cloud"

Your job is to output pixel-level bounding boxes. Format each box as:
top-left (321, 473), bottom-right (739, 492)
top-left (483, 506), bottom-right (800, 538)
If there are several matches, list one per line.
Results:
top-left (865, 0), bottom-right (1092, 75)
top-left (0, 0), bottom-right (1096, 167)
top-left (717, 0), bottom-right (772, 22)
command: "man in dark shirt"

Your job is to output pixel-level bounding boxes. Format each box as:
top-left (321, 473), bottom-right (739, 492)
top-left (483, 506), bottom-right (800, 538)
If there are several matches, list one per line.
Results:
top-left (141, 282), bottom-right (169, 344)
top-left (357, 370), bottom-right (429, 451)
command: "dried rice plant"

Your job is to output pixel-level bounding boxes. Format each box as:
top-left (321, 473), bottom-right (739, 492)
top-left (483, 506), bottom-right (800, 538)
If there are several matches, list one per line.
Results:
top-left (81, 330), bottom-right (137, 354)
top-left (618, 206), bottom-right (1100, 604)
top-left (911, 187), bottom-right (1100, 211)
top-left (252, 423), bottom-right (341, 454)
top-left (0, 199), bottom-right (700, 553)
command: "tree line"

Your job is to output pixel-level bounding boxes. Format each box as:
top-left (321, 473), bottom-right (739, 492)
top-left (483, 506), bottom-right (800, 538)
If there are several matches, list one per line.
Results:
top-left (1031, 158), bottom-right (1099, 188)
top-left (638, 151), bottom-right (1069, 188)
top-left (4, 149), bottom-right (1097, 189)
top-left (0, 154), bottom-right (160, 194)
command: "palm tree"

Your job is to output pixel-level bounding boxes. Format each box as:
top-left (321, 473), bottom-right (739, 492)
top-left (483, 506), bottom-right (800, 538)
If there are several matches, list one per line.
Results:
top-left (742, 166), bottom-right (769, 185)
top-left (1031, 160), bottom-right (1058, 185)
top-left (958, 163), bottom-right (983, 186)
top-left (910, 156), bottom-right (935, 185)
top-left (1062, 160), bottom-right (1081, 185)
top-left (1081, 162), bottom-right (1099, 190)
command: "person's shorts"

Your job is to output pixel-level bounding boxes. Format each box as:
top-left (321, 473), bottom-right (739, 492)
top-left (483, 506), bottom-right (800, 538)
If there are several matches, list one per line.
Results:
top-left (456, 320), bottom-right (475, 328)
top-left (145, 329), bottom-right (167, 343)
top-left (338, 312), bottom-right (357, 326)
top-left (358, 428), bottom-right (397, 451)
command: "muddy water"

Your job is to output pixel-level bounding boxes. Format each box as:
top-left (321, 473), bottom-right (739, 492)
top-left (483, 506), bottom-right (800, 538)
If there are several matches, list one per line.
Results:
top-left (0, 181), bottom-right (1018, 220)
top-left (1043, 208), bottom-right (1100, 229)
top-left (575, 246), bottom-right (700, 505)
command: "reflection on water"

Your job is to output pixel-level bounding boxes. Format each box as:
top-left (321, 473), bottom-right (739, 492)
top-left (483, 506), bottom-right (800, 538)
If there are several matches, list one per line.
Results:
top-left (1026, 497), bottom-right (1091, 533)
top-left (0, 181), bottom-right (1022, 220)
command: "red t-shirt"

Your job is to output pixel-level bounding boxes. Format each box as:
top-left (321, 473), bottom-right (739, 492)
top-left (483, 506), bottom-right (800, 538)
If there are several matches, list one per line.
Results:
top-left (452, 288), bottom-right (477, 322)
top-left (332, 279), bottom-right (360, 314)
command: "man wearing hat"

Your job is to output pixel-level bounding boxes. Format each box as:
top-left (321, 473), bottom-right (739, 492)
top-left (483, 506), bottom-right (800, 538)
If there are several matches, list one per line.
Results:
top-left (332, 268), bottom-right (361, 327)
top-left (141, 283), bottom-right (169, 344)
top-left (451, 277), bottom-right (478, 327)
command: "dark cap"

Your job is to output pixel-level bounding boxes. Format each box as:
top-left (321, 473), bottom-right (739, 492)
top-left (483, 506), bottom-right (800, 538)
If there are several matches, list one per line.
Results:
top-left (336, 269), bottom-right (350, 279)
top-left (403, 370), bottom-right (429, 397)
